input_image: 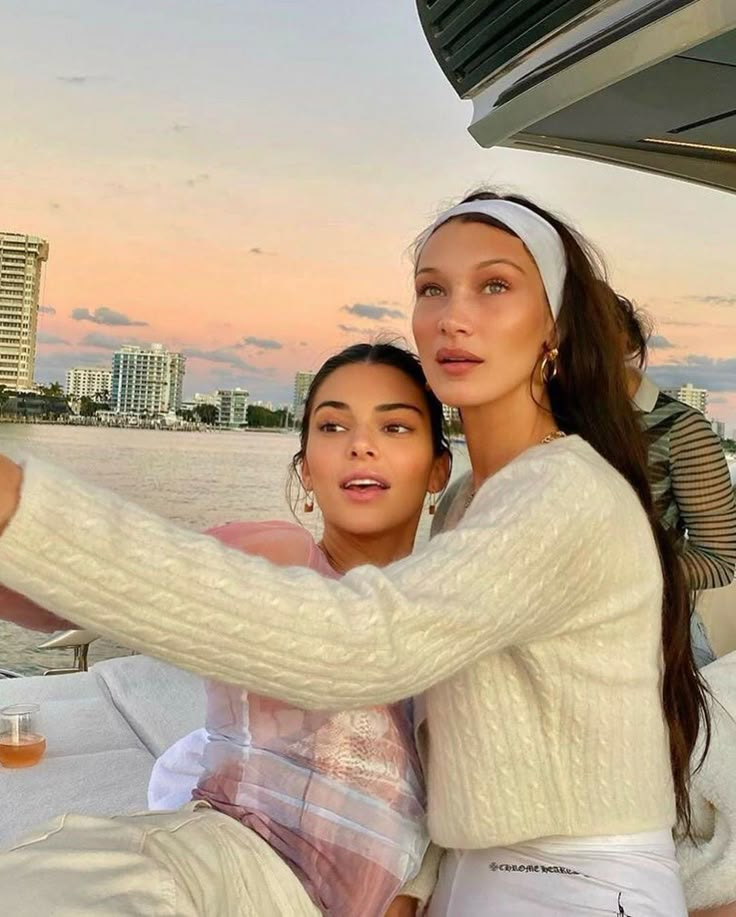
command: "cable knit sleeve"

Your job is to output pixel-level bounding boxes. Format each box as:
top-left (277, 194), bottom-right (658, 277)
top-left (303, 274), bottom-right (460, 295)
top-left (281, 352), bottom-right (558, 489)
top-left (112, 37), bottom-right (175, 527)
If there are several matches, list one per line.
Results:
top-left (0, 442), bottom-right (648, 709)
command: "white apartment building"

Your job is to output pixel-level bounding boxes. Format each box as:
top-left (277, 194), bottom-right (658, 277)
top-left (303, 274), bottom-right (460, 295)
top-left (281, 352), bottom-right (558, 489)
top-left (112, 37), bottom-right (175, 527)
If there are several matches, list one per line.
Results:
top-left (664, 383), bottom-right (708, 414)
top-left (442, 403), bottom-right (461, 426)
top-left (0, 233), bottom-right (49, 389)
top-left (66, 366), bottom-right (112, 400)
top-left (293, 371), bottom-right (316, 420)
top-left (181, 392), bottom-right (220, 413)
top-left (711, 419), bottom-right (726, 439)
top-left (217, 388), bottom-right (249, 429)
top-left (111, 344), bottom-right (186, 415)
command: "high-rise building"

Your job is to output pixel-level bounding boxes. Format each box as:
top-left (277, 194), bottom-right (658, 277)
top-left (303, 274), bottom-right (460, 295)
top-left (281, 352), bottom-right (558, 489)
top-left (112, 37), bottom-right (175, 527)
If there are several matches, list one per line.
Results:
top-left (293, 371), bottom-right (315, 421)
top-left (442, 404), bottom-right (461, 427)
top-left (664, 383), bottom-right (708, 414)
top-left (0, 233), bottom-right (49, 390)
top-left (217, 388), bottom-right (249, 429)
top-left (66, 366), bottom-right (113, 401)
top-left (111, 344), bottom-right (185, 415)
top-left (710, 419), bottom-right (726, 439)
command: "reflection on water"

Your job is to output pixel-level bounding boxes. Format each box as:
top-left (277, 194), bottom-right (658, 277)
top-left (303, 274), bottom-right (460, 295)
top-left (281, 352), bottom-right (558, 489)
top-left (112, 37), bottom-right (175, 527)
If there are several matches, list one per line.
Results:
top-left (1, 424), bottom-right (468, 674)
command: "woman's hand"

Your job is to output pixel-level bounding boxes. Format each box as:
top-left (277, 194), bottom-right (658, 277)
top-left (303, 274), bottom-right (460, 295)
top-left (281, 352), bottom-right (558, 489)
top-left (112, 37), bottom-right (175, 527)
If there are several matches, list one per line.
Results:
top-left (0, 455), bottom-right (23, 537)
top-left (384, 895), bottom-right (418, 917)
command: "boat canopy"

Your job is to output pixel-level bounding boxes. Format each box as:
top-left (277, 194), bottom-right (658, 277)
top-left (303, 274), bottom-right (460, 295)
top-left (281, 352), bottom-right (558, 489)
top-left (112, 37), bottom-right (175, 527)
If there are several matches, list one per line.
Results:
top-left (417, 0), bottom-right (736, 192)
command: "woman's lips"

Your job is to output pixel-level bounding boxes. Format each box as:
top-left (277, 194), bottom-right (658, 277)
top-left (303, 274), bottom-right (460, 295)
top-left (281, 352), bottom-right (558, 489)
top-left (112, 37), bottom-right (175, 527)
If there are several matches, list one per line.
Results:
top-left (440, 361), bottom-right (481, 376)
top-left (340, 475), bottom-right (390, 503)
top-left (341, 485), bottom-right (388, 503)
top-left (436, 348), bottom-right (483, 376)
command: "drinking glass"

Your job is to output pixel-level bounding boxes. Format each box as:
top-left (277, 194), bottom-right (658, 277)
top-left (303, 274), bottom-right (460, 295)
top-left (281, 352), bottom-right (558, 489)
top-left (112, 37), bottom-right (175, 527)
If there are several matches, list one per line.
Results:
top-left (0, 704), bottom-right (47, 768)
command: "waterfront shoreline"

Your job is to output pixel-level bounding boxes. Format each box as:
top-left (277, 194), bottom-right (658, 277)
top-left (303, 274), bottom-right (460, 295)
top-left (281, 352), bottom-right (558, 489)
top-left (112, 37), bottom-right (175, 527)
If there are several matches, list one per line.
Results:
top-left (0, 417), bottom-right (292, 434)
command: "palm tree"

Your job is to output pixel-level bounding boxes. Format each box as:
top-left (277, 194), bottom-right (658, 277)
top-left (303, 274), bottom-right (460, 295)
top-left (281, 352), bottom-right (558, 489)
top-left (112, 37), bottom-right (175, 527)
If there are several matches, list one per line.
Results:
top-left (194, 403), bottom-right (218, 426)
top-left (36, 381), bottom-right (69, 419)
top-left (44, 381), bottom-right (65, 398)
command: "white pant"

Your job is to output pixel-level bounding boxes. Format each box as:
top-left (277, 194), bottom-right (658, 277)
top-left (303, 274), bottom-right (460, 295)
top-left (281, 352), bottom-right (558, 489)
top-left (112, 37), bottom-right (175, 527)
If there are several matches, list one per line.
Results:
top-left (429, 830), bottom-right (687, 916)
top-left (0, 803), bottom-right (320, 917)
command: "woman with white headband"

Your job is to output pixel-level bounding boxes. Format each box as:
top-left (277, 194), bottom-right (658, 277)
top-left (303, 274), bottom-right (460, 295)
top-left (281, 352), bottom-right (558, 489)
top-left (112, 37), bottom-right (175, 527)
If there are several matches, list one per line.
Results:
top-left (0, 190), bottom-right (711, 915)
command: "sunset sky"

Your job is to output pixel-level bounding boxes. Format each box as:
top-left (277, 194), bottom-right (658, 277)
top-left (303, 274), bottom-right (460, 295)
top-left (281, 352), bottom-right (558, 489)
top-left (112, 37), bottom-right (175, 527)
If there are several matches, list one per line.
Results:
top-left (2, 0), bottom-right (736, 430)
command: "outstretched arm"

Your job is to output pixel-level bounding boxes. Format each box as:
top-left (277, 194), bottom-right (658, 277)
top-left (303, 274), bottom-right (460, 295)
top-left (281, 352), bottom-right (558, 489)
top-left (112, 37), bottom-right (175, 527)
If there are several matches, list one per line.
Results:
top-left (0, 449), bottom-right (641, 709)
top-left (0, 461), bottom-right (78, 632)
top-left (0, 512), bottom-right (313, 635)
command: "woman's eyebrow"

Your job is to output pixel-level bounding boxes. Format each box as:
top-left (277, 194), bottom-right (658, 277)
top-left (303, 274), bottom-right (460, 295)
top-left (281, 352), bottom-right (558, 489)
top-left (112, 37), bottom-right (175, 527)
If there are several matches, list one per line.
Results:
top-left (375, 403), bottom-right (423, 415)
top-left (476, 257), bottom-right (525, 274)
top-left (416, 257), bottom-right (525, 277)
top-left (314, 400), bottom-right (350, 412)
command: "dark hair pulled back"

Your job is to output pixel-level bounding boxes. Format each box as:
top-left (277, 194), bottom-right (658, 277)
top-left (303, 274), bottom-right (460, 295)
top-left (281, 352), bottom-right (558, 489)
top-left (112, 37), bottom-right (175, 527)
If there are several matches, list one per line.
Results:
top-left (289, 341), bottom-right (450, 507)
top-left (611, 290), bottom-right (653, 370)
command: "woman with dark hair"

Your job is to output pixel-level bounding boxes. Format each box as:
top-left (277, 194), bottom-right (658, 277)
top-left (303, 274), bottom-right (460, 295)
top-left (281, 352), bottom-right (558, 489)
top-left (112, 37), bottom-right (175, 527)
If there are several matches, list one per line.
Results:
top-left (0, 342), bottom-right (450, 917)
top-left (614, 293), bottom-right (736, 667)
top-left (0, 191), bottom-right (712, 915)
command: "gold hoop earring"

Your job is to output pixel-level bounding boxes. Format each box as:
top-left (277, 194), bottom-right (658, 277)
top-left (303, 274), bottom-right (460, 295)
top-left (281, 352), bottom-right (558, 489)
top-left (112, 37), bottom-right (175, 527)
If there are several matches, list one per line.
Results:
top-left (540, 347), bottom-right (559, 385)
top-left (428, 491), bottom-right (438, 516)
top-left (303, 492), bottom-right (314, 513)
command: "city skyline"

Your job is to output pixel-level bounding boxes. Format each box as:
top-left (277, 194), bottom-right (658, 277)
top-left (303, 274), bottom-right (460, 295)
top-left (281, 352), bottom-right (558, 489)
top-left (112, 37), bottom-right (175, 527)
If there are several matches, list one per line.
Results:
top-left (7, 228), bottom-right (733, 429)
top-left (2, 1), bottom-right (735, 427)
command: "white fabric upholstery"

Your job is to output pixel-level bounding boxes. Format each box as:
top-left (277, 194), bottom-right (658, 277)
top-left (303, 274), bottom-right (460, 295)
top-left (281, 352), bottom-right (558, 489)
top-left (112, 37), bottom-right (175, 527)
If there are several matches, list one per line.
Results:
top-left (676, 651), bottom-right (736, 909)
top-left (1, 749), bottom-right (155, 845)
top-left (92, 655), bottom-right (206, 758)
top-left (0, 656), bottom-right (206, 847)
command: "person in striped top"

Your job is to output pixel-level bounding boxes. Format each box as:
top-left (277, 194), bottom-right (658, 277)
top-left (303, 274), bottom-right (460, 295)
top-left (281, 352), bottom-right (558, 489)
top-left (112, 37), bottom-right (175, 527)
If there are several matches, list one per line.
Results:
top-left (618, 295), bottom-right (736, 667)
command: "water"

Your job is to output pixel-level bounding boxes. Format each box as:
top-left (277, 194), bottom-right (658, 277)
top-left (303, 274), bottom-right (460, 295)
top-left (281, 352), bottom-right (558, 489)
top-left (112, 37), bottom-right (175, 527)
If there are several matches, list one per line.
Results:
top-left (1, 424), bottom-right (468, 674)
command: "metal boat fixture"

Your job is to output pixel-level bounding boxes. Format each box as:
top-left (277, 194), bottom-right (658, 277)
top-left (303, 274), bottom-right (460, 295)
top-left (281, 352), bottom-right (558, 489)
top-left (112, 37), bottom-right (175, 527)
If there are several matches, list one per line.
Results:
top-left (417, 0), bottom-right (736, 192)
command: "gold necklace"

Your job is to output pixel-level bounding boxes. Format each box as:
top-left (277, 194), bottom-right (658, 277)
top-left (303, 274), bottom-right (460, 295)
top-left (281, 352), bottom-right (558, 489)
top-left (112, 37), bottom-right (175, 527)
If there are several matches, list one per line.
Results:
top-left (540, 430), bottom-right (567, 445)
top-left (464, 430), bottom-right (567, 509)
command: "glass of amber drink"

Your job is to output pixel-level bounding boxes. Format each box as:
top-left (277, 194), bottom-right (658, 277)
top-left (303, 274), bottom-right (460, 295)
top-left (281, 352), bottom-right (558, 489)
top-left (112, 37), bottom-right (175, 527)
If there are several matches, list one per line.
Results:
top-left (0, 704), bottom-right (47, 768)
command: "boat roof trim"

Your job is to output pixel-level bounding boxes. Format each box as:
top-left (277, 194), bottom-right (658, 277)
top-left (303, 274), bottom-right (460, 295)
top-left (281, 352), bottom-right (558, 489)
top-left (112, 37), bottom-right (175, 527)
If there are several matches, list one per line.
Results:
top-left (469, 0), bottom-right (736, 149)
top-left (506, 133), bottom-right (736, 192)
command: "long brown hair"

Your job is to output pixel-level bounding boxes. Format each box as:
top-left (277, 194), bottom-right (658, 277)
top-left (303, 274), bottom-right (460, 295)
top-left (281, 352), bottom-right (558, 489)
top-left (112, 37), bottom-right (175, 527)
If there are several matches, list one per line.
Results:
top-left (441, 190), bottom-right (710, 835)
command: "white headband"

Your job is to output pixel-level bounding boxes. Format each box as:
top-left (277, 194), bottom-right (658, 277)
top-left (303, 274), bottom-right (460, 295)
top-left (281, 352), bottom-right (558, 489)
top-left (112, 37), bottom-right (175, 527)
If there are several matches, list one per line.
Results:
top-left (416, 200), bottom-right (567, 319)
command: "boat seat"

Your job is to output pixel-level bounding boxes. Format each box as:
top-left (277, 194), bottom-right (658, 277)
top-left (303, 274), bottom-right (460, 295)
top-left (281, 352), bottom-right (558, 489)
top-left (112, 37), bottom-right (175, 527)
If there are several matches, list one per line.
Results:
top-left (0, 655), bottom-right (205, 847)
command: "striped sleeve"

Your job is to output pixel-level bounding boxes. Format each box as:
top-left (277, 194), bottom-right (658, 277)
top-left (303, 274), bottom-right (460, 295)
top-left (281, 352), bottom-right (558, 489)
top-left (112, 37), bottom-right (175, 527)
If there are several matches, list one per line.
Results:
top-left (669, 410), bottom-right (736, 589)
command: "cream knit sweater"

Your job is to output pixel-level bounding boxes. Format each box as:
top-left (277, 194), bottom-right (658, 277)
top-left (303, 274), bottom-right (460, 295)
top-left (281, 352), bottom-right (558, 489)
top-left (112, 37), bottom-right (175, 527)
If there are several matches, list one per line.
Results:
top-left (0, 435), bottom-right (675, 848)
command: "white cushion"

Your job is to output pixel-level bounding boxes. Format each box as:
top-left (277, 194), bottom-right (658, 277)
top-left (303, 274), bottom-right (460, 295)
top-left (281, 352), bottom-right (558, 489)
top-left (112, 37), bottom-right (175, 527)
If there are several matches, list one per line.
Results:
top-left (1, 748), bottom-right (154, 845)
top-left (91, 655), bottom-right (206, 757)
top-left (0, 656), bottom-right (206, 847)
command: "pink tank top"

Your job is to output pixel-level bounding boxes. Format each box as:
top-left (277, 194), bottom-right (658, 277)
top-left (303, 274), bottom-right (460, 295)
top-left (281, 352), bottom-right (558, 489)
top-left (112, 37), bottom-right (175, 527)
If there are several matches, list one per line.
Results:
top-left (192, 521), bottom-right (428, 916)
